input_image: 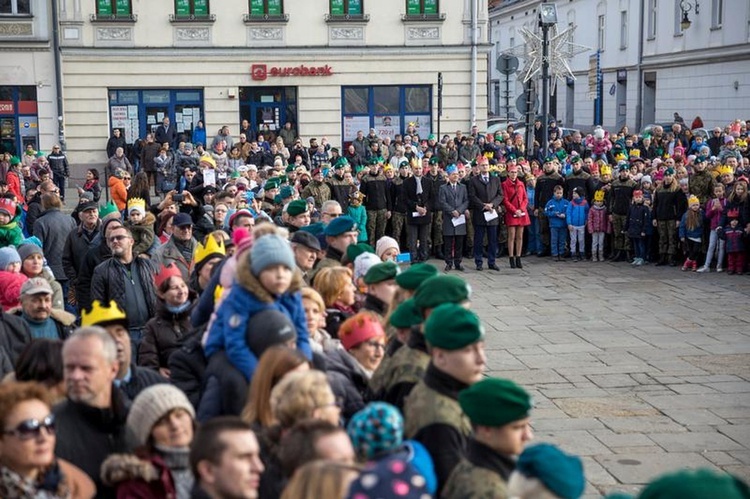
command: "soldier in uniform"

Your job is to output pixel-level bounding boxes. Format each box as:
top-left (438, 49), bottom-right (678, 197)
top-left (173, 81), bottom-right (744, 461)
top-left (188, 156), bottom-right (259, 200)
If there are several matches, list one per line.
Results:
top-left (425, 156), bottom-right (446, 260)
top-left (442, 377), bottom-right (534, 499)
top-left (300, 168), bottom-right (331, 209)
top-left (403, 302), bottom-right (486, 494)
top-left (607, 162), bottom-right (637, 261)
top-left (326, 158), bottom-right (352, 210)
top-left (388, 160), bottom-right (411, 247)
top-left (260, 177), bottom-right (280, 215)
top-left (372, 274), bottom-right (472, 411)
top-left (309, 215), bottom-right (359, 284)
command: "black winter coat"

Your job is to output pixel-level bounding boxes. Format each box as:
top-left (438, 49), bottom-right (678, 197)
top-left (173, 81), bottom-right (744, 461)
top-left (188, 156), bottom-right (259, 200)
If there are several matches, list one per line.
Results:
top-left (534, 172), bottom-right (565, 211)
top-left (168, 334), bottom-right (207, 410)
top-left (196, 350), bottom-right (248, 422)
top-left (0, 311), bottom-right (32, 365)
top-left (118, 364), bottom-right (167, 404)
top-left (403, 176), bottom-right (435, 225)
top-left (625, 203), bottom-right (652, 238)
top-left (653, 186), bottom-right (688, 221)
top-left (62, 222), bottom-right (102, 285)
top-left (90, 257), bottom-right (157, 323)
top-left (33, 208), bottom-right (77, 281)
top-left (325, 349), bottom-right (371, 423)
top-left (360, 172), bottom-right (389, 210)
top-left (76, 240), bottom-right (112, 313)
top-left (139, 296), bottom-right (196, 370)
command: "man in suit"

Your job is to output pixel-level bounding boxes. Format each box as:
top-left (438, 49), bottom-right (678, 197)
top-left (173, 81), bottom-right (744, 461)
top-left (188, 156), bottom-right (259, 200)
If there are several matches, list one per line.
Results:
top-left (468, 157), bottom-right (503, 271)
top-left (438, 164), bottom-right (469, 271)
top-left (155, 117), bottom-right (177, 149)
top-left (403, 161), bottom-right (434, 263)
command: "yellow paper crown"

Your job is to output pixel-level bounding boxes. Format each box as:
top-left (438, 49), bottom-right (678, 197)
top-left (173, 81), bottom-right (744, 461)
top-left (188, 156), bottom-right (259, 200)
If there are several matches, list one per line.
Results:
top-left (127, 197), bottom-right (146, 213)
top-left (594, 190), bottom-right (605, 202)
top-left (630, 149), bottom-right (641, 157)
top-left (194, 235), bottom-right (226, 266)
top-left (81, 300), bottom-right (127, 327)
top-left (600, 165), bottom-right (612, 176)
top-left (716, 165), bottom-right (734, 176)
top-left (614, 152), bottom-right (628, 162)
top-left (688, 195), bottom-right (700, 206)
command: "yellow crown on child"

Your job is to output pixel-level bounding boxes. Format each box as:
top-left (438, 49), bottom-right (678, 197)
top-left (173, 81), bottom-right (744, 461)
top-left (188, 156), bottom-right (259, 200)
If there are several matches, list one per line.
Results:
top-left (127, 197), bottom-right (146, 214)
top-left (715, 165), bottom-right (734, 177)
top-left (594, 190), bottom-right (605, 202)
top-left (194, 236), bottom-right (226, 266)
top-left (630, 149), bottom-right (641, 157)
top-left (687, 195), bottom-right (700, 206)
top-left (81, 300), bottom-right (127, 327)
top-left (600, 165), bottom-right (612, 176)
top-left (614, 152), bottom-right (628, 162)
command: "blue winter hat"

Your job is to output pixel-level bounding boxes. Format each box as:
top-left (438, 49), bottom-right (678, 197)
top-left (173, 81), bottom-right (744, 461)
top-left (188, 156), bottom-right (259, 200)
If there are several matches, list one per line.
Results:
top-left (249, 234), bottom-right (295, 276)
top-left (445, 164), bottom-right (458, 174)
top-left (0, 247), bottom-right (21, 270)
top-left (347, 402), bottom-right (404, 460)
top-left (516, 443), bottom-right (585, 499)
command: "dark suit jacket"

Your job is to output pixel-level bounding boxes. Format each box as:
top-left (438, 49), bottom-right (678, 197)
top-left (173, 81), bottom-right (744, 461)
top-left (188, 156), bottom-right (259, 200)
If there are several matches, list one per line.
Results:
top-left (403, 175), bottom-right (434, 225)
top-left (155, 124), bottom-right (177, 148)
top-left (439, 183), bottom-right (469, 236)
top-left (468, 174), bottom-right (503, 226)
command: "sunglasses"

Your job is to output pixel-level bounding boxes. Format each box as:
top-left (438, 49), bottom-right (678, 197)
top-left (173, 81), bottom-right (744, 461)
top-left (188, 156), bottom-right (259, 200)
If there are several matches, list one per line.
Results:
top-left (108, 235), bottom-right (130, 243)
top-left (123, 176), bottom-right (131, 180)
top-left (4, 414), bottom-right (56, 440)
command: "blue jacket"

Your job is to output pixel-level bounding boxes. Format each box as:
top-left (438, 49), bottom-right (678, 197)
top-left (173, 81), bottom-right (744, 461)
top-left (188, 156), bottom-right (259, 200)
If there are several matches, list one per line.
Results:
top-left (545, 197), bottom-right (570, 228)
top-left (566, 198), bottom-right (589, 227)
top-left (625, 203), bottom-right (651, 239)
top-left (204, 258), bottom-right (312, 381)
top-left (679, 209), bottom-right (704, 240)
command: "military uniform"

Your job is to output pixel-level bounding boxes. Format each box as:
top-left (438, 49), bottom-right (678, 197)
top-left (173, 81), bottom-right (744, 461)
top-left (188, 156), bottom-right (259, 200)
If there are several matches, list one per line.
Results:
top-left (425, 169), bottom-right (446, 258)
top-left (371, 330), bottom-right (429, 411)
top-left (442, 439), bottom-right (515, 499)
top-left (300, 179), bottom-right (331, 209)
top-left (389, 174), bottom-right (409, 246)
top-left (308, 245), bottom-right (344, 284)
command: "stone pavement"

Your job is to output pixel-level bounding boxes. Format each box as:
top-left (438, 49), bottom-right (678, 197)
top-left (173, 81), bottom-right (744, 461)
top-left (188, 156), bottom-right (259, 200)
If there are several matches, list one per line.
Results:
top-left (450, 256), bottom-right (750, 497)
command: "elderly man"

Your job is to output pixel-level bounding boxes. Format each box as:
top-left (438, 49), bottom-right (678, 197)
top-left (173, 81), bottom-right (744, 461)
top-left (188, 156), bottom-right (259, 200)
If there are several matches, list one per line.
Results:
top-left (62, 200), bottom-right (101, 304)
top-left (291, 230), bottom-right (321, 283)
top-left (54, 327), bottom-right (129, 498)
top-left (17, 277), bottom-right (74, 339)
top-left (153, 212), bottom-right (197, 280)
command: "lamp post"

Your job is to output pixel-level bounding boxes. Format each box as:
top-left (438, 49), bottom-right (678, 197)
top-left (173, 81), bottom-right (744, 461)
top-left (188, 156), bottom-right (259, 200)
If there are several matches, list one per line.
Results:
top-left (539, 2), bottom-right (558, 156)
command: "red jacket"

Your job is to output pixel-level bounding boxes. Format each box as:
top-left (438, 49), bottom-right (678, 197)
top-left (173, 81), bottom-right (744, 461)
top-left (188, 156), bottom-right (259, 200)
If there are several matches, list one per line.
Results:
top-left (6, 170), bottom-right (22, 201)
top-left (502, 177), bottom-right (530, 226)
top-left (101, 453), bottom-right (178, 499)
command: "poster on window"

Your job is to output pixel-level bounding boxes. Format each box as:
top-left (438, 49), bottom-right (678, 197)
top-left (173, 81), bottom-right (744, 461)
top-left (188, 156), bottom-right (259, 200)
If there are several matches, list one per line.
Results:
top-left (343, 115), bottom-right (370, 143)
top-left (193, 0), bottom-right (208, 16)
top-left (375, 115), bottom-right (400, 141)
top-left (116, 0), bottom-right (130, 15)
top-left (111, 106), bottom-right (128, 128)
top-left (331, 0), bottom-right (345, 15)
top-left (97, 0), bottom-right (112, 15)
top-left (175, 0), bottom-right (190, 17)
top-left (404, 115), bottom-right (431, 139)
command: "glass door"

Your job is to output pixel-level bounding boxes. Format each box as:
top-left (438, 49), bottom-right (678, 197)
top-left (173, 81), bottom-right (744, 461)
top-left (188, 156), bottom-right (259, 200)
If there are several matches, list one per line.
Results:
top-left (0, 118), bottom-right (16, 155)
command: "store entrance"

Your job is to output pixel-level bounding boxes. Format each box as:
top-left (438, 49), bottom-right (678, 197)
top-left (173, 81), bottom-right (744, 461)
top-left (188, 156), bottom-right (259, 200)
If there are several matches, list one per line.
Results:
top-left (240, 86), bottom-right (297, 142)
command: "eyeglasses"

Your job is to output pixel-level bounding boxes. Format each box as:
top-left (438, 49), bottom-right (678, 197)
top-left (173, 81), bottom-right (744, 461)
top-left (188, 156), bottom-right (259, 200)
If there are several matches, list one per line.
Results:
top-left (364, 341), bottom-right (386, 351)
top-left (123, 176), bottom-right (131, 180)
top-left (324, 213), bottom-right (341, 218)
top-left (108, 235), bottom-right (130, 243)
top-left (175, 225), bottom-right (193, 230)
top-left (4, 414), bottom-right (56, 440)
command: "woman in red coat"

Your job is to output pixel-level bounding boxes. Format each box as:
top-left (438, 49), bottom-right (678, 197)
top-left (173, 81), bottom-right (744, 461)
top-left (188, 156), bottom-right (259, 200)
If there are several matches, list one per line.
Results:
top-left (502, 163), bottom-right (530, 269)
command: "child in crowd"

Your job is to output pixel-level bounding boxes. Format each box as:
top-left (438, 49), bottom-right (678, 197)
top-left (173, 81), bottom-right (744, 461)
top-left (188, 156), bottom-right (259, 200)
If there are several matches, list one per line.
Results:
top-left (642, 191), bottom-right (655, 262)
top-left (0, 246), bottom-right (27, 312)
top-left (719, 209), bottom-right (745, 275)
top-left (347, 190), bottom-right (368, 243)
top-left (545, 185), bottom-right (569, 261)
top-left (679, 195), bottom-right (704, 271)
top-left (624, 190), bottom-right (651, 266)
top-left (700, 183), bottom-right (727, 272)
top-left (0, 197), bottom-right (24, 247)
top-left (124, 197), bottom-right (156, 257)
top-left (587, 190), bottom-right (609, 262)
top-left (566, 187), bottom-right (589, 261)
top-left (525, 176), bottom-right (540, 256)
top-left (205, 233), bottom-right (312, 381)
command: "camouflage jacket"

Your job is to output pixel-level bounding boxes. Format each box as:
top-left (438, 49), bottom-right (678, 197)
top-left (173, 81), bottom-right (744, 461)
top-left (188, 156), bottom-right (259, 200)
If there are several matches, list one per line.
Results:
top-left (442, 438), bottom-right (515, 499)
top-left (404, 365), bottom-right (472, 439)
top-left (371, 333), bottom-right (429, 411)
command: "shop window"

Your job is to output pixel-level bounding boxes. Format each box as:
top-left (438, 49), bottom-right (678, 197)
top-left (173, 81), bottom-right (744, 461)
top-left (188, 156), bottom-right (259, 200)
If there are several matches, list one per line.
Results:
top-left (0, 0), bottom-right (31, 15)
top-left (373, 87), bottom-right (400, 114)
top-left (173, 0), bottom-right (213, 20)
top-left (96, 0), bottom-right (131, 17)
top-left (248, 0), bottom-right (286, 19)
top-left (344, 88), bottom-right (369, 114)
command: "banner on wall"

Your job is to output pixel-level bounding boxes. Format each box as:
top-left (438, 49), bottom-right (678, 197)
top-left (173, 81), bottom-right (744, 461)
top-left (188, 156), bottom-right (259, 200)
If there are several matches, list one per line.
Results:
top-left (375, 115), bottom-right (400, 140)
top-left (343, 115), bottom-right (370, 142)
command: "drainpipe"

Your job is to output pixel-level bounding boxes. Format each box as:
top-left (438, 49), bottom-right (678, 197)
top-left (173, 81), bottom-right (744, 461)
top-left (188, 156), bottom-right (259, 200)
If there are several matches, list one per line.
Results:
top-left (51, 0), bottom-right (66, 151)
top-left (635, 0), bottom-right (645, 131)
top-left (470, 0), bottom-right (478, 128)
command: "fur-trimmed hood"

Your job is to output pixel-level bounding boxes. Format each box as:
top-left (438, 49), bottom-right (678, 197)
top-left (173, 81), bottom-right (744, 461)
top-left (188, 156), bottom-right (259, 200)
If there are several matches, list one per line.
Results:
top-left (235, 250), bottom-right (304, 303)
top-left (100, 453), bottom-right (159, 486)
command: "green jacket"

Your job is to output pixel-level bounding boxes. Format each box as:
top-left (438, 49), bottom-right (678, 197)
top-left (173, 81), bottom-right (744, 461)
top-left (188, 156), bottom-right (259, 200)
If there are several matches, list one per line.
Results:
top-left (442, 438), bottom-right (515, 499)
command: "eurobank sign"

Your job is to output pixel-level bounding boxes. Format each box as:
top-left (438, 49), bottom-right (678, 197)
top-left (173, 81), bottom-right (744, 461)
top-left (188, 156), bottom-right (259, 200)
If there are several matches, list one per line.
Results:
top-left (251, 64), bottom-right (335, 81)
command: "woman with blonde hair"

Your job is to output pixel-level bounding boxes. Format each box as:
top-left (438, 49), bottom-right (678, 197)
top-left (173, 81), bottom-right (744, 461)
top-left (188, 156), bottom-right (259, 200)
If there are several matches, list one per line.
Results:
top-left (301, 287), bottom-right (340, 353)
top-left (313, 266), bottom-right (357, 338)
top-left (280, 460), bottom-right (360, 499)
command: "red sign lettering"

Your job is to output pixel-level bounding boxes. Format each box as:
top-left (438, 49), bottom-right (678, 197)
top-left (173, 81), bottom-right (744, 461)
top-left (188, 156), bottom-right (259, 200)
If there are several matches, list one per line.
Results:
top-left (0, 102), bottom-right (14, 115)
top-left (250, 64), bottom-right (334, 81)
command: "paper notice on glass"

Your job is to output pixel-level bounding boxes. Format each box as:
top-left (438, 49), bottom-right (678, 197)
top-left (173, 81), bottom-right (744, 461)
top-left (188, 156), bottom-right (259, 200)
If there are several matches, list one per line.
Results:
top-left (451, 214), bottom-right (466, 227)
top-left (483, 210), bottom-right (499, 222)
top-left (202, 168), bottom-right (216, 186)
top-left (147, 115), bottom-right (156, 125)
top-left (177, 122), bottom-right (185, 133)
top-left (128, 105), bottom-right (138, 119)
top-left (182, 108), bottom-right (192, 116)
top-left (176, 112), bottom-right (183, 123)
top-left (156, 112), bottom-right (165, 122)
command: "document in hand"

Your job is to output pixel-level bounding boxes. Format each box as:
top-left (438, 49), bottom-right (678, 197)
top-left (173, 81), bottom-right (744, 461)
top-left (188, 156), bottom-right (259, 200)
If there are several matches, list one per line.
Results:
top-left (483, 210), bottom-right (499, 222)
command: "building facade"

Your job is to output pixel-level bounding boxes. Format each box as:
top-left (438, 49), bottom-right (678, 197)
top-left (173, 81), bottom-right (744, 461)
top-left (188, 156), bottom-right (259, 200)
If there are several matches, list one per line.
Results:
top-left (56, 0), bottom-right (489, 165)
top-left (489, 0), bottom-right (750, 131)
top-left (0, 0), bottom-right (58, 157)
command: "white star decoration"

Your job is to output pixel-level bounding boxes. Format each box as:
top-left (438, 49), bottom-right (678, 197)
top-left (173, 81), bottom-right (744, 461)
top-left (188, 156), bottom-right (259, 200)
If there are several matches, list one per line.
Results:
top-left (504, 25), bottom-right (590, 85)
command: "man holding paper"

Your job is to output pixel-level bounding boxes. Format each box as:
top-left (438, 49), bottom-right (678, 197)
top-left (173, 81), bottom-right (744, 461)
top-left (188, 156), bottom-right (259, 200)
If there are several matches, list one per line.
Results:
top-left (404, 161), bottom-right (435, 263)
top-left (439, 164), bottom-right (469, 272)
top-left (468, 157), bottom-right (503, 271)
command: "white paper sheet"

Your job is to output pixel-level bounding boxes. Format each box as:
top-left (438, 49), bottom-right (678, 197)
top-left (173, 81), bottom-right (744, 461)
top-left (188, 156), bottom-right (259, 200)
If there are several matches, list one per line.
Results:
top-left (452, 214), bottom-right (466, 226)
top-left (483, 210), bottom-right (499, 222)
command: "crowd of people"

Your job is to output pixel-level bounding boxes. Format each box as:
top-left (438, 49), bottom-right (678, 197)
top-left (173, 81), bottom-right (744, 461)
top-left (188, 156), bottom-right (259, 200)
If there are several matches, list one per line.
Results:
top-left (0, 116), bottom-right (748, 498)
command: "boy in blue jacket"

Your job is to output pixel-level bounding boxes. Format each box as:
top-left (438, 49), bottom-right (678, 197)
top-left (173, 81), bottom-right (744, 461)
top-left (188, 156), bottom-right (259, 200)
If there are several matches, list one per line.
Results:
top-left (545, 185), bottom-right (569, 261)
top-left (566, 187), bottom-right (589, 261)
top-left (205, 233), bottom-right (312, 381)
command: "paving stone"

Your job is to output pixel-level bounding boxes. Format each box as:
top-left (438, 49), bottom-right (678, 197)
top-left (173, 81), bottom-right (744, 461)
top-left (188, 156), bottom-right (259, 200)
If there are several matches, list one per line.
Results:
top-left (703, 451), bottom-right (743, 466)
top-left (590, 429), bottom-right (656, 448)
top-left (535, 430), bottom-right (612, 456)
top-left (649, 431), bottom-right (744, 452)
top-left (586, 374), bottom-right (640, 388)
top-left (704, 381), bottom-right (750, 393)
top-left (599, 416), bottom-right (687, 434)
top-left (532, 418), bottom-right (607, 432)
top-left (717, 425), bottom-right (750, 448)
top-left (491, 368), bottom-right (567, 385)
top-left (661, 408), bottom-right (728, 426)
top-left (666, 383), bottom-right (719, 395)
top-left (595, 452), bottom-right (717, 484)
top-left (580, 456), bottom-right (618, 486)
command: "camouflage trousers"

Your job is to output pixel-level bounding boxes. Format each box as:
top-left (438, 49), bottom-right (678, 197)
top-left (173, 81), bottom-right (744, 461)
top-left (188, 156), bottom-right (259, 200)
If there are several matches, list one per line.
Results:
top-left (367, 209), bottom-right (388, 247)
top-left (611, 214), bottom-right (631, 251)
top-left (390, 212), bottom-right (406, 244)
top-left (657, 220), bottom-right (678, 256)
top-left (430, 211), bottom-right (443, 250)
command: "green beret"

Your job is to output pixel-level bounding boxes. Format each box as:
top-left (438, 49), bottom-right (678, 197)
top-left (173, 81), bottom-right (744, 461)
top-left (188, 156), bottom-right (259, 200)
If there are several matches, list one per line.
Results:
top-left (355, 165), bottom-right (366, 174)
top-left (638, 469), bottom-right (749, 499)
top-left (506, 153), bottom-right (517, 161)
top-left (399, 160), bottom-right (409, 168)
top-left (555, 149), bottom-right (568, 161)
top-left (516, 444), bottom-right (585, 499)
top-left (424, 303), bottom-right (483, 350)
top-left (664, 167), bottom-right (675, 176)
top-left (695, 156), bottom-right (707, 163)
top-left (273, 194), bottom-right (282, 205)
top-left (368, 157), bottom-right (379, 165)
top-left (325, 215), bottom-right (358, 237)
top-left (570, 155), bottom-right (581, 163)
top-left (264, 178), bottom-right (281, 190)
top-left (364, 261), bottom-right (400, 285)
top-left (429, 156), bottom-right (439, 165)
top-left (286, 199), bottom-right (308, 217)
top-left (346, 242), bottom-right (375, 263)
top-left (544, 155), bottom-right (557, 163)
top-left (277, 175), bottom-right (288, 185)
top-left (9, 156), bottom-right (21, 166)
top-left (413, 275), bottom-right (471, 310)
top-left (300, 221), bottom-right (325, 236)
top-left (389, 298), bottom-right (423, 329)
top-left (459, 378), bottom-right (532, 426)
top-left (285, 165), bottom-right (295, 173)
top-left (35, 151), bottom-right (45, 158)
top-left (395, 263), bottom-right (438, 291)
top-left (98, 201), bottom-right (119, 220)
top-left (279, 185), bottom-right (295, 199)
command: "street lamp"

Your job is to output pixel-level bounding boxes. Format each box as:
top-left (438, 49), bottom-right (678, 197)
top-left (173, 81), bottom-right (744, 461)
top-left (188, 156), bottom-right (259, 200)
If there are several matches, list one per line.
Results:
top-left (680, 1), bottom-right (692, 30)
top-left (539, 2), bottom-right (557, 156)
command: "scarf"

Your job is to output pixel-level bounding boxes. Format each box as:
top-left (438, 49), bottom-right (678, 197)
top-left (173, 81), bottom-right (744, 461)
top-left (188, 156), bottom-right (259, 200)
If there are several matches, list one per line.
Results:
top-left (166, 301), bottom-right (191, 315)
top-left (0, 463), bottom-right (70, 499)
top-left (155, 446), bottom-right (194, 499)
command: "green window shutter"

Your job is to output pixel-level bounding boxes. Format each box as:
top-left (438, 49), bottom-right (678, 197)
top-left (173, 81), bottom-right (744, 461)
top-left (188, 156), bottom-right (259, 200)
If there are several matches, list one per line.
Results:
top-left (97, 0), bottom-right (113, 15)
top-left (115, 0), bottom-right (130, 15)
top-left (267, 0), bottom-right (282, 15)
top-left (348, 0), bottom-right (362, 14)
top-left (331, 0), bottom-right (344, 15)
top-left (424, 0), bottom-right (437, 14)
top-left (250, 0), bottom-right (264, 15)
top-left (175, 0), bottom-right (190, 17)
top-left (193, 0), bottom-right (209, 16)
top-left (407, 0), bottom-right (420, 15)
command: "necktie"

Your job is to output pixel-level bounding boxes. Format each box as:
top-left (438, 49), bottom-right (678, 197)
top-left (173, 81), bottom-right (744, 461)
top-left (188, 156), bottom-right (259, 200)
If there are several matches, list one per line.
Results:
top-left (452, 184), bottom-right (456, 192)
top-left (483, 176), bottom-right (488, 184)
top-left (416, 177), bottom-right (422, 195)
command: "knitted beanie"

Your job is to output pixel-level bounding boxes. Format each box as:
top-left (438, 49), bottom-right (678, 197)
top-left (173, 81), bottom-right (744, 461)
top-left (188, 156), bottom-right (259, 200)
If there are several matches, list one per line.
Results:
top-left (0, 271), bottom-right (27, 312)
top-left (353, 252), bottom-right (381, 283)
top-left (249, 234), bottom-right (295, 276)
top-left (0, 247), bottom-right (21, 270)
top-left (375, 236), bottom-right (399, 260)
top-left (17, 243), bottom-right (43, 262)
top-left (347, 402), bottom-right (404, 460)
top-left (126, 384), bottom-right (195, 447)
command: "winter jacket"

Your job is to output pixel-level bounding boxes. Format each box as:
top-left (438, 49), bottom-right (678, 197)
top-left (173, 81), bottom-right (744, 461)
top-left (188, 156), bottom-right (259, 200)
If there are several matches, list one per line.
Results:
top-left (720, 226), bottom-right (745, 253)
top-left (705, 197), bottom-right (727, 230)
top-left (348, 205), bottom-right (368, 243)
top-left (564, 170), bottom-right (591, 200)
top-left (33, 208), bottom-right (77, 282)
top-left (0, 271), bottom-right (26, 312)
top-left (152, 236), bottom-right (196, 281)
top-left (608, 177), bottom-right (637, 216)
top-left (25, 193), bottom-right (42, 235)
top-left (62, 221), bottom-right (102, 286)
top-left (689, 170), bottom-right (715, 204)
top-left (204, 255), bottom-right (312, 381)
top-left (126, 212), bottom-right (157, 258)
top-left (169, 334), bottom-right (206, 410)
top-left (0, 310), bottom-right (32, 364)
top-left (117, 364), bottom-right (166, 404)
top-left (139, 296), bottom-right (196, 371)
top-left (109, 176), bottom-right (128, 211)
top-left (653, 185), bottom-right (687, 221)
top-left (0, 220), bottom-right (23, 248)
top-left (76, 239), bottom-right (112, 313)
top-left (101, 452), bottom-right (179, 499)
top-left (625, 203), bottom-right (651, 238)
top-left (565, 198), bottom-right (589, 227)
top-left (108, 155), bottom-right (133, 176)
top-left (90, 256), bottom-right (158, 328)
top-left (196, 350), bottom-right (248, 421)
top-left (0, 459), bottom-right (95, 499)
top-left (544, 197), bottom-right (569, 228)
top-left (679, 210), bottom-right (705, 240)
top-left (47, 152), bottom-right (69, 177)
top-left (360, 172), bottom-right (389, 210)
top-left (534, 172), bottom-right (565, 210)
top-left (325, 348), bottom-right (372, 423)
top-left (53, 390), bottom-right (129, 499)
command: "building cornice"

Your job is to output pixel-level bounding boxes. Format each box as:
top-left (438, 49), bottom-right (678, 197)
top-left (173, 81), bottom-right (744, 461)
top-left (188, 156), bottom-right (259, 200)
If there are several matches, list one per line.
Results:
top-left (641, 43), bottom-right (750, 69)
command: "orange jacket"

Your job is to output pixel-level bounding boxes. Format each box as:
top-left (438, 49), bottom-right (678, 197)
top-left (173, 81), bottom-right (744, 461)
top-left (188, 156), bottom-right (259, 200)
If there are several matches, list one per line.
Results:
top-left (109, 176), bottom-right (127, 211)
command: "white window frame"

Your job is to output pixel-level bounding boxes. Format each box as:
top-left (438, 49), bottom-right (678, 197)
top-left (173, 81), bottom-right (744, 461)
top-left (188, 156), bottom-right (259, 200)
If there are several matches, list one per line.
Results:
top-left (711, 0), bottom-right (723, 29)
top-left (647, 0), bottom-right (657, 39)
top-left (0, 0), bottom-right (31, 15)
top-left (620, 10), bottom-right (628, 49)
top-left (598, 14), bottom-right (606, 51)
